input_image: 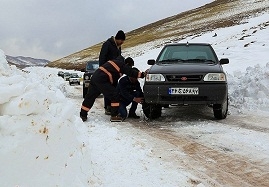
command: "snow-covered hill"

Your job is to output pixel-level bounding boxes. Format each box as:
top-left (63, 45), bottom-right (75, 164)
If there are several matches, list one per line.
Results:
top-left (47, 0), bottom-right (269, 70)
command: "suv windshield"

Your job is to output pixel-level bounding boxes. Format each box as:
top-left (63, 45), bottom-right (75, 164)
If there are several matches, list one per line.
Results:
top-left (157, 45), bottom-right (217, 64)
top-left (70, 74), bottom-right (79, 78)
top-left (86, 61), bottom-right (99, 71)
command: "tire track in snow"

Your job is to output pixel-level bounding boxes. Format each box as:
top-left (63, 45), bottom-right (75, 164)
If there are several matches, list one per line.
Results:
top-left (129, 120), bottom-right (269, 187)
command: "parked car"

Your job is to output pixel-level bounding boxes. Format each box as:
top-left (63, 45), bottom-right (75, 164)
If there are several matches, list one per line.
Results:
top-left (143, 43), bottom-right (229, 120)
top-left (82, 61), bottom-right (99, 98)
top-left (69, 73), bottom-right (80, 85)
top-left (63, 72), bottom-right (71, 81)
top-left (57, 71), bottom-right (64, 78)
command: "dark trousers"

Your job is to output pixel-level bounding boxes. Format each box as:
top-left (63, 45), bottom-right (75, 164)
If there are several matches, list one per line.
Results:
top-left (118, 91), bottom-right (142, 118)
top-left (82, 74), bottom-right (120, 116)
top-left (104, 97), bottom-right (111, 109)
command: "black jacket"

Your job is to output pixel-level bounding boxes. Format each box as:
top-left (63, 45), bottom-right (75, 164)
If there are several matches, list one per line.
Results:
top-left (99, 37), bottom-right (121, 66)
top-left (92, 57), bottom-right (144, 87)
top-left (117, 76), bottom-right (143, 103)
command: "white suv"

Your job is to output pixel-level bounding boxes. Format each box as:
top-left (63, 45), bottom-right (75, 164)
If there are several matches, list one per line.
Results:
top-left (69, 73), bottom-right (80, 85)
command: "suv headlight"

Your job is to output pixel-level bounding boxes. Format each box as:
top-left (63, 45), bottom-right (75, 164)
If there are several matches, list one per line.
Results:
top-left (85, 75), bottom-right (89, 80)
top-left (146, 74), bottom-right (165, 82)
top-left (204, 73), bottom-right (226, 81)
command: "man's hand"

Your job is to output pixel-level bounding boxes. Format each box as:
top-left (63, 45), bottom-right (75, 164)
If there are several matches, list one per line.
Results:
top-left (145, 69), bottom-right (149, 76)
top-left (140, 72), bottom-right (145, 79)
top-left (133, 97), bottom-right (144, 103)
top-left (139, 69), bottom-right (149, 79)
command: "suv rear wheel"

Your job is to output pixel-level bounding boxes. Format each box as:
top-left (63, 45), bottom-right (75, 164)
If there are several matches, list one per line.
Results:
top-left (83, 84), bottom-right (88, 98)
top-left (213, 97), bottom-right (228, 119)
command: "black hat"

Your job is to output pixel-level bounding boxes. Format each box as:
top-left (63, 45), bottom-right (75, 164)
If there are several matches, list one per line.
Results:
top-left (115, 30), bottom-right (126, 40)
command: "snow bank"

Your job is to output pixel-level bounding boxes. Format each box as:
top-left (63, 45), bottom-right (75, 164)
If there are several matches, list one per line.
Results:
top-left (228, 63), bottom-right (269, 112)
top-left (0, 51), bottom-right (75, 121)
top-left (0, 50), bottom-right (91, 186)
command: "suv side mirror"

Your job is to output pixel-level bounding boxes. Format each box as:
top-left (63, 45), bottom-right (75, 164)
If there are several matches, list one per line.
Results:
top-left (219, 58), bottom-right (229, 65)
top-left (147, 59), bottom-right (156, 65)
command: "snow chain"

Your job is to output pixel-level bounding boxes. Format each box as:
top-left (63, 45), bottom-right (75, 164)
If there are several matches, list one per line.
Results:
top-left (140, 109), bottom-right (150, 125)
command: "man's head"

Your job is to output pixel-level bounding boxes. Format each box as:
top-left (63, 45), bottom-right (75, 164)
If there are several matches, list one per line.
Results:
top-left (125, 57), bottom-right (134, 67)
top-left (115, 30), bottom-right (125, 46)
top-left (129, 67), bottom-right (139, 83)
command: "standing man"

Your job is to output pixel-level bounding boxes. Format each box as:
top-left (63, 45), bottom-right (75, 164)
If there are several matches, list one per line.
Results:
top-left (117, 68), bottom-right (144, 120)
top-left (80, 56), bottom-right (145, 122)
top-left (99, 30), bottom-right (126, 115)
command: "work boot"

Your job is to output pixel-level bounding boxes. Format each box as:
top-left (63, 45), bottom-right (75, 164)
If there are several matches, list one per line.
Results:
top-left (128, 113), bottom-right (140, 119)
top-left (105, 106), bottom-right (111, 115)
top-left (80, 111), bottom-right (88, 122)
top-left (118, 113), bottom-right (126, 122)
top-left (110, 115), bottom-right (123, 122)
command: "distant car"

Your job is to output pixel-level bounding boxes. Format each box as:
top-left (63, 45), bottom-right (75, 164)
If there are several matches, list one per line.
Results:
top-left (69, 73), bottom-right (80, 85)
top-left (63, 72), bottom-right (71, 81)
top-left (143, 43), bottom-right (229, 120)
top-left (82, 61), bottom-right (99, 98)
top-left (57, 71), bottom-right (64, 78)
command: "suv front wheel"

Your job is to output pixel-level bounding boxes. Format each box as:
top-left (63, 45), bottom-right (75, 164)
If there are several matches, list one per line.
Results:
top-left (213, 97), bottom-right (228, 119)
top-left (142, 103), bottom-right (162, 119)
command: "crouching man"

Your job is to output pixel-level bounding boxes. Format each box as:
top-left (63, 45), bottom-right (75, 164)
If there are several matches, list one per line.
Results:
top-left (80, 56), bottom-right (145, 122)
top-left (117, 67), bottom-right (144, 120)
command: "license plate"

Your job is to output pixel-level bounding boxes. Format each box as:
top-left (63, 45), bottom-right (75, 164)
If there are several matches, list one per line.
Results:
top-left (169, 87), bottom-right (199, 95)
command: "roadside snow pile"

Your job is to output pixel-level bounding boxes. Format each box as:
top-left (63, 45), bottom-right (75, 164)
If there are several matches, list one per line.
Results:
top-left (0, 49), bottom-right (95, 187)
top-left (0, 49), bottom-right (13, 76)
top-left (0, 49), bottom-right (75, 121)
top-left (228, 63), bottom-right (269, 112)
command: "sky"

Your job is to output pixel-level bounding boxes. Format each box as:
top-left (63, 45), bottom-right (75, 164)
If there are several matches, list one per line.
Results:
top-left (0, 0), bottom-right (213, 61)
top-left (0, 12), bottom-right (269, 186)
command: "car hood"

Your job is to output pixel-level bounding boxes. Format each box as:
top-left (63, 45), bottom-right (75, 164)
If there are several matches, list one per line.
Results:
top-left (84, 70), bottom-right (95, 75)
top-left (149, 63), bottom-right (223, 74)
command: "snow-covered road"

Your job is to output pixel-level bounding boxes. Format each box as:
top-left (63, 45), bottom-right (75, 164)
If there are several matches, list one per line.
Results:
top-left (68, 83), bottom-right (269, 187)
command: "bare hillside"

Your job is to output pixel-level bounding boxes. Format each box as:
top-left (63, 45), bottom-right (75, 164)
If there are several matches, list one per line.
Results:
top-left (46, 0), bottom-right (269, 70)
